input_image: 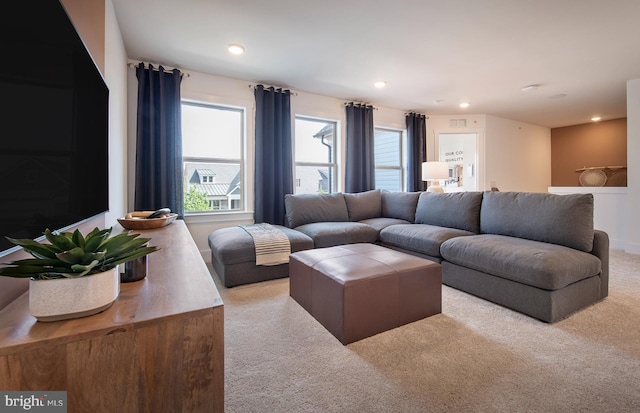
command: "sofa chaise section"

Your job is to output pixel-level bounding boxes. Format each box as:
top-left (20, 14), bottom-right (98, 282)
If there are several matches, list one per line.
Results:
top-left (208, 225), bottom-right (314, 287)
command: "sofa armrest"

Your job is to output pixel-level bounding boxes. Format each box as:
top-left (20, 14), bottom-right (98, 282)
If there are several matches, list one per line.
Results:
top-left (591, 229), bottom-right (609, 299)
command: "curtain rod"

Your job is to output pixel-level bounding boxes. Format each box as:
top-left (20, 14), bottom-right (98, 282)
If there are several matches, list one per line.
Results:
top-left (344, 101), bottom-right (378, 110)
top-left (248, 83), bottom-right (298, 96)
top-left (127, 62), bottom-right (191, 78)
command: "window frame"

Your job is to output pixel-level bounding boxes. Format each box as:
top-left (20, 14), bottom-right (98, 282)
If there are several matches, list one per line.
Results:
top-left (293, 115), bottom-right (339, 194)
top-left (181, 99), bottom-right (246, 214)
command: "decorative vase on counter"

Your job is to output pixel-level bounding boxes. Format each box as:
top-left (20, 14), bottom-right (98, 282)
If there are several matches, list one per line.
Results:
top-left (29, 267), bottom-right (120, 322)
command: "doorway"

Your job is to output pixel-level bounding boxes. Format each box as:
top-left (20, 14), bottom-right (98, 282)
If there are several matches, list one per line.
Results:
top-left (437, 133), bottom-right (478, 192)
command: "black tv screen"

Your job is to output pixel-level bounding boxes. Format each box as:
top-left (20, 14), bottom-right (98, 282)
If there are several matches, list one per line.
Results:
top-left (0, 0), bottom-right (109, 254)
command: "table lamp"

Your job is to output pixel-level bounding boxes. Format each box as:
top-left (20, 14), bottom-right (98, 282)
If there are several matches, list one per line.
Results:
top-left (421, 161), bottom-right (449, 193)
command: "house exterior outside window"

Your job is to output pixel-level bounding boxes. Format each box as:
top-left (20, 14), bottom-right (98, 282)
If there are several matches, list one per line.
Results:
top-left (374, 127), bottom-right (404, 192)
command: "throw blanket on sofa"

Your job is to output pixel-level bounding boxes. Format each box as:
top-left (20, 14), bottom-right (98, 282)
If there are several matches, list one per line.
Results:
top-left (240, 223), bottom-right (291, 266)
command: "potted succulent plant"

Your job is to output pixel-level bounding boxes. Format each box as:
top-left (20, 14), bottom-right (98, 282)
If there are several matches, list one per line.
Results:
top-left (0, 227), bottom-right (158, 322)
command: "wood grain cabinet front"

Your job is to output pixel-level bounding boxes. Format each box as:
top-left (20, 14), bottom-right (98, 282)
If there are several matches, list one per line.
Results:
top-left (0, 220), bottom-right (224, 413)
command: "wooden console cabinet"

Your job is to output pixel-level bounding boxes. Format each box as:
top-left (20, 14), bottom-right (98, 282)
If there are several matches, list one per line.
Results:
top-left (0, 220), bottom-right (224, 412)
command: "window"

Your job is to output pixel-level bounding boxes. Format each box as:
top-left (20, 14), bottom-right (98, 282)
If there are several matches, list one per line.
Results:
top-left (294, 117), bottom-right (337, 194)
top-left (374, 128), bottom-right (404, 192)
top-left (182, 101), bottom-right (244, 213)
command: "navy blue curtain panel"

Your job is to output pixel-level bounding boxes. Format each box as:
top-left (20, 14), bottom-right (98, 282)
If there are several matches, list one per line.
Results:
top-left (345, 103), bottom-right (375, 193)
top-left (406, 112), bottom-right (427, 192)
top-left (254, 85), bottom-right (293, 225)
top-left (134, 63), bottom-right (184, 218)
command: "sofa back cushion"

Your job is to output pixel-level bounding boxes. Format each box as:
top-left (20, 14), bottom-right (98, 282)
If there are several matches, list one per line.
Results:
top-left (480, 191), bottom-right (594, 252)
top-left (415, 191), bottom-right (483, 233)
top-left (343, 189), bottom-right (382, 221)
top-left (284, 193), bottom-right (349, 228)
top-left (381, 191), bottom-right (420, 223)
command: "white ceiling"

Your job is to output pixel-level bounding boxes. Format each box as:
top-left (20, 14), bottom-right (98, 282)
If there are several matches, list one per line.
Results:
top-left (112, 0), bottom-right (640, 128)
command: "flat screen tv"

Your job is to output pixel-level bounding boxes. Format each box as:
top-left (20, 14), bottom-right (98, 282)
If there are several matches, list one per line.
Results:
top-left (0, 0), bottom-right (109, 254)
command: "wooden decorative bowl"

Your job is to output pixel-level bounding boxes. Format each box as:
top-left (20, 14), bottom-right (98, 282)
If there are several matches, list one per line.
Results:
top-left (117, 211), bottom-right (178, 230)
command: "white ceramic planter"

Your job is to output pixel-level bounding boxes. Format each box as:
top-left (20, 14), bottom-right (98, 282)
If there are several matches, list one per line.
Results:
top-left (29, 267), bottom-right (120, 322)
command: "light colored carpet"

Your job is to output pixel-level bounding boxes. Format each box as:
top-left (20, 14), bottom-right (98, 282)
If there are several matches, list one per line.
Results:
top-left (211, 249), bottom-right (640, 413)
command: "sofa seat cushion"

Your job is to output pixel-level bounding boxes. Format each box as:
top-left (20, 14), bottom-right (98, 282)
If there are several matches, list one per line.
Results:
top-left (380, 224), bottom-right (475, 258)
top-left (358, 217), bottom-right (410, 237)
top-left (294, 222), bottom-right (378, 248)
top-left (440, 234), bottom-right (602, 290)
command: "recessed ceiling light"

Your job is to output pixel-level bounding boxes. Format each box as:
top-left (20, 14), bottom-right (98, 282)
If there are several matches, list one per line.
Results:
top-left (548, 93), bottom-right (567, 100)
top-left (374, 81), bottom-right (387, 88)
top-left (521, 84), bottom-right (540, 92)
top-left (433, 99), bottom-right (445, 104)
top-left (459, 102), bottom-right (470, 108)
top-left (591, 116), bottom-right (602, 121)
top-left (227, 44), bottom-right (245, 55)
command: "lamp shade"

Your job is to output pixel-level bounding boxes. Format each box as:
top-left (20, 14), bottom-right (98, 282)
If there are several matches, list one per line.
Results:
top-left (421, 161), bottom-right (449, 181)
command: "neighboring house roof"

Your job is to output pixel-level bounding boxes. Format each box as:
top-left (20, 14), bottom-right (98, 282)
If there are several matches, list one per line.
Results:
top-left (227, 172), bottom-right (241, 195)
top-left (194, 183), bottom-right (233, 197)
top-left (189, 169), bottom-right (216, 184)
top-left (195, 168), bottom-right (216, 176)
top-left (191, 171), bottom-right (242, 197)
top-left (228, 185), bottom-right (241, 196)
top-left (186, 163), bottom-right (239, 182)
top-left (228, 171), bottom-right (240, 189)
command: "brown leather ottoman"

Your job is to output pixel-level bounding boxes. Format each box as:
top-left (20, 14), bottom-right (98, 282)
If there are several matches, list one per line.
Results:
top-left (289, 243), bottom-right (442, 344)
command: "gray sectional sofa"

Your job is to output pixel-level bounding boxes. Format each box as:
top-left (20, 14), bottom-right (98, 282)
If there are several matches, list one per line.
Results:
top-left (282, 189), bottom-right (609, 323)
